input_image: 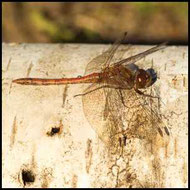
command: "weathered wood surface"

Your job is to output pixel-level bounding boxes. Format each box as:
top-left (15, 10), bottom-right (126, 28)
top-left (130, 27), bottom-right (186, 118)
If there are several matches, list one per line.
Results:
top-left (2, 43), bottom-right (188, 187)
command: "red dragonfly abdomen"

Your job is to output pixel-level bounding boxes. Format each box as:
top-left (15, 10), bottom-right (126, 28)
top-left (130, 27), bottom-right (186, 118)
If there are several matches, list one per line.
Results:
top-left (13, 73), bottom-right (100, 85)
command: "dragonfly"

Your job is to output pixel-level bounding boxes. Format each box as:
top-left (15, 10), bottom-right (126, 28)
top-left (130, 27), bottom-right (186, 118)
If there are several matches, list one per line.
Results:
top-left (13, 32), bottom-right (170, 147)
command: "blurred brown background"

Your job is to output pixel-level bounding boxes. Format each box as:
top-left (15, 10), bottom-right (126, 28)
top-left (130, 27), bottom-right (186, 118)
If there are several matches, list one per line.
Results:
top-left (2, 2), bottom-right (188, 45)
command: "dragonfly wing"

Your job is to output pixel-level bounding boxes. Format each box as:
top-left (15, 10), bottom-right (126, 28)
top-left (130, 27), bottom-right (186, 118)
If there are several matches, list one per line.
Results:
top-left (106, 87), bottom-right (169, 149)
top-left (104, 32), bottom-right (128, 68)
top-left (84, 32), bottom-right (128, 75)
top-left (114, 42), bottom-right (167, 67)
top-left (83, 81), bottom-right (168, 150)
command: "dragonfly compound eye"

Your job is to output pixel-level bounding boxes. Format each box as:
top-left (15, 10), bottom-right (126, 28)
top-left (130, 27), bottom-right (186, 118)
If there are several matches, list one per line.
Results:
top-left (146, 68), bottom-right (157, 87)
top-left (136, 69), bottom-right (151, 89)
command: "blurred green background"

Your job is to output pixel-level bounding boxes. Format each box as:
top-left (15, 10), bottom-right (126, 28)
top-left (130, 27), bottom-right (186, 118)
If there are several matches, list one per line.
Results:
top-left (2, 2), bottom-right (188, 44)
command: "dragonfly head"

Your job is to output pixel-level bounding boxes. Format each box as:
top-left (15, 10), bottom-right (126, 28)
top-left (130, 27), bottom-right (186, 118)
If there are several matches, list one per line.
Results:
top-left (135, 68), bottom-right (157, 89)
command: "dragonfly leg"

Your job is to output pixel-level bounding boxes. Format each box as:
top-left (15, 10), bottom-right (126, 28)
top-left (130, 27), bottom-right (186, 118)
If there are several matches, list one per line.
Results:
top-left (118, 89), bottom-right (127, 107)
top-left (74, 84), bottom-right (120, 97)
top-left (135, 89), bottom-right (160, 100)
